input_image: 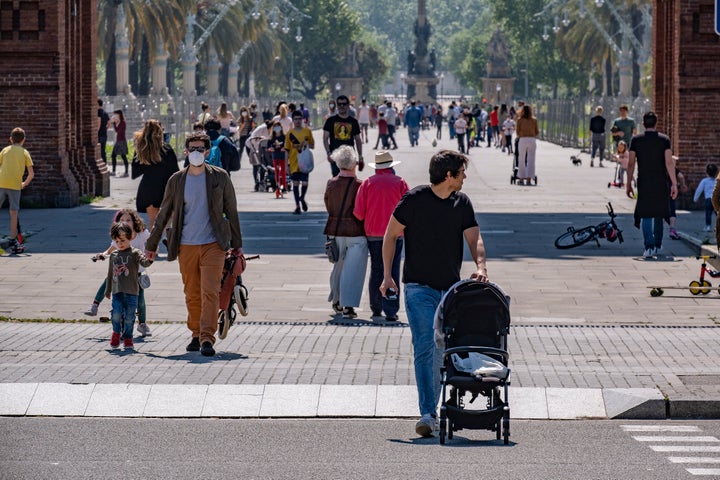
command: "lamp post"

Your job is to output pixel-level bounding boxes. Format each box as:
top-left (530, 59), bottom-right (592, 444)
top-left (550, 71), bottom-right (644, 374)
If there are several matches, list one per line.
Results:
top-left (400, 73), bottom-right (405, 102)
top-left (440, 73), bottom-right (445, 100)
top-left (496, 83), bottom-right (501, 105)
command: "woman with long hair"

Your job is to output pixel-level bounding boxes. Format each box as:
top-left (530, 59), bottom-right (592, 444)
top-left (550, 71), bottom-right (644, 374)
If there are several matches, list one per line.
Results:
top-left (131, 119), bottom-right (179, 230)
top-left (237, 105), bottom-right (254, 165)
top-left (217, 102), bottom-right (235, 137)
top-left (515, 104), bottom-right (539, 186)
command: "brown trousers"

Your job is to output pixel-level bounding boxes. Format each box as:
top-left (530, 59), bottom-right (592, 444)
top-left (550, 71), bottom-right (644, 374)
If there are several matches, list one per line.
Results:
top-left (177, 242), bottom-right (225, 345)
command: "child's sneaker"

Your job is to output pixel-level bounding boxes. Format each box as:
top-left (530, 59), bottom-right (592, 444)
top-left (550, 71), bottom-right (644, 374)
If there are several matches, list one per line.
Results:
top-left (110, 332), bottom-right (121, 348)
top-left (704, 225), bottom-right (713, 232)
top-left (136, 323), bottom-right (152, 337)
top-left (84, 303), bottom-right (99, 316)
top-left (123, 337), bottom-right (134, 349)
top-left (9, 238), bottom-right (24, 254)
top-left (669, 228), bottom-right (680, 240)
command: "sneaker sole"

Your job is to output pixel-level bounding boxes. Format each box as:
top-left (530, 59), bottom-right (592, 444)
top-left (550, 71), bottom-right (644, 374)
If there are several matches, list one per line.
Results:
top-left (415, 423), bottom-right (434, 437)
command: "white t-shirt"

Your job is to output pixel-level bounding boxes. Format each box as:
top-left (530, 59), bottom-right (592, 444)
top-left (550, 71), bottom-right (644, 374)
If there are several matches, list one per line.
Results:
top-left (358, 105), bottom-right (370, 124)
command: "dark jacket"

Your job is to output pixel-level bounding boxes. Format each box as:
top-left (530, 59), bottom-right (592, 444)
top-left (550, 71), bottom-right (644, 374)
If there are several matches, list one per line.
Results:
top-left (207, 130), bottom-right (239, 172)
top-left (146, 164), bottom-right (242, 261)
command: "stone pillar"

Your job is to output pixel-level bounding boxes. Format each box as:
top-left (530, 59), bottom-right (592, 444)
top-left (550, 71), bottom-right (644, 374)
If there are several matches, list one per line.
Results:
top-left (617, 33), bottom-right (633, 97)
top-left (182, 14), bottom-right (197, 96)
top-left (151, 43), bottom-right (168, 95)
top-left (114, 6), bottom-right (131, 96)
top-left (248, 70), bottom-right (256, 99)
top-left (227, 57), bottom-right (239, 97)
top-left (206, 46), bottom-right (220, 96)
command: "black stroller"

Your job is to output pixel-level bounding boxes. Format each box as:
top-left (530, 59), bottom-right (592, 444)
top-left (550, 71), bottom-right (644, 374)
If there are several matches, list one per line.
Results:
top-left (247, 138), bottom-right (277, 192)
top-left (510, 141), bottom-right (538, 185)
top-left (435, 280), bottom-right (511, 444)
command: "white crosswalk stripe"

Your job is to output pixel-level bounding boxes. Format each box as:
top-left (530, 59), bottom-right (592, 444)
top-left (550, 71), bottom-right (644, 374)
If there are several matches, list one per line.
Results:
top-left (622, 424), bottom-right (720, 476)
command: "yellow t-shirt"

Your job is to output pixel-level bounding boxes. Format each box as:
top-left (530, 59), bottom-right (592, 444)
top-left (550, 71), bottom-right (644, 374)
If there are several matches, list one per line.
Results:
top-left (285, 127), bottom-right (314, 173)
top-left (0, 145), bottom-right (33, 190)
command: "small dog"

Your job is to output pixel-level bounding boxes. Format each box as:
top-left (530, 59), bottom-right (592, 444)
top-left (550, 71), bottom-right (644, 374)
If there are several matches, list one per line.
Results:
top-left (570, 155), bottom-right (582, 166)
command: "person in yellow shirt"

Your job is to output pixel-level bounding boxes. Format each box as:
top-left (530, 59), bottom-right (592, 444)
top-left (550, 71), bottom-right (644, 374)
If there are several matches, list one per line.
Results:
top-left (285, 110), bottom-right (315, 215)
top-left (0, 128), bottom-right (34, 253)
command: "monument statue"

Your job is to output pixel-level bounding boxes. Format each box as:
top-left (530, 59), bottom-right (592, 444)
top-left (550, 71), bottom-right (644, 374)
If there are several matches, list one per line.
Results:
top-left (486, 28), bottom-right (512, 78)
top-left (404, 0), bottom-right (438, 101)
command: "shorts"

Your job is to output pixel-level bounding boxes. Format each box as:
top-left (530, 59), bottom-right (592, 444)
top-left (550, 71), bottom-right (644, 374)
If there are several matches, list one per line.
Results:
top-left (290, 172), bottom-right (309, 182)
top-left (0, 188), bottom-right (21, 211)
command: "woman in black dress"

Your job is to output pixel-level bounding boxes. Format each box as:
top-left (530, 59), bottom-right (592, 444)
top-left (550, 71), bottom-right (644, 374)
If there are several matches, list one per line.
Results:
top-left (131, 119), bottom-right (179, 231)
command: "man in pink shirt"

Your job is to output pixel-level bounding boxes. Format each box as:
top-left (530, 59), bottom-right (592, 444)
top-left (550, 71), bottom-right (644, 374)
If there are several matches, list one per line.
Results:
top-left (353, 151), bottom-right (409, 321)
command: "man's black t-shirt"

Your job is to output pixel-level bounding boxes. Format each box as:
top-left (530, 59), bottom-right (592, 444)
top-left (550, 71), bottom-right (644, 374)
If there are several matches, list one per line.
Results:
top-left (98, 108), bottom-right (110, 138)
top-left (589, 115), bottom-right (606, 134)
top-left (323, 114), bottom-right (360, 152)
top-left (393, 185), bottom-right (478, 291)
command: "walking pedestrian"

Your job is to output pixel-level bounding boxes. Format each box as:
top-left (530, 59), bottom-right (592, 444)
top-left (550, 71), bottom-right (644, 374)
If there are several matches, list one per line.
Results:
top-left (286, 110), bottom-right (315, 213)
top-left (144, 132), bottom-right (243, 357)
top-left (380, 149), bottom-right (488, 438)
top-left (110, 110), bottom-right (129, 177)
top-left (0, 127), bottom-right (33, 254)
top-left (611, 105), bottom-right (636, 152)
top-left (131, 119), bottom-right (179, 232)
top-left (97, 99), bottom-right (110, 164)
top-left (515, 104), bottom-right (539, 185)
top-left (353, 151), bottom-right (408, 321)
top-left (104, 222), bottom-right (153, 350)
top-left (404, 100), bottom-right (422, 147)
top-left (324, 146), bottom-right (367, 318)
top-left (694, 164), bottom-right (719, 232)
top-left (626, 111), bottom-right (678, 258)
top-left (323, 95), bottom-right (364, 177)
top-left (589, 106), bottom-right (606, 167)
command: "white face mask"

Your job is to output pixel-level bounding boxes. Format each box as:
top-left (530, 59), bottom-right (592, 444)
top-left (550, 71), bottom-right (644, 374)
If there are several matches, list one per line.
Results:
top-left (188, 151), bottom-right (205, 166)
top-left (241, 112), bottom-right (248, 117)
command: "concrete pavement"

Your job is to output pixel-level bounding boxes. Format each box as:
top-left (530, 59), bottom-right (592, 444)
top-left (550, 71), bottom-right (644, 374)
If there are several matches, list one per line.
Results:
top-left (1, 125), bottom-right (719, 420)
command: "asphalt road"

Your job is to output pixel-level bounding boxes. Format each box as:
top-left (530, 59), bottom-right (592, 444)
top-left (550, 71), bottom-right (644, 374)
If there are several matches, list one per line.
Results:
top-left (3, 418), bottom-right (720, 479)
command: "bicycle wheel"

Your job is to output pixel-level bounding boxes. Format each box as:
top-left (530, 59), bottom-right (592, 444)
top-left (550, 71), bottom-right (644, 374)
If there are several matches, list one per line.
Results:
top-left (554, 226), bottom-right (596, 249)
top-left (218, 309), bottom-right (230, 340)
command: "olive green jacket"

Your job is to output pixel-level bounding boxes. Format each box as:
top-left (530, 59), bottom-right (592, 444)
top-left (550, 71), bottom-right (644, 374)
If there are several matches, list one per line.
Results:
top-left (146, 164), bottom-right (242, 261)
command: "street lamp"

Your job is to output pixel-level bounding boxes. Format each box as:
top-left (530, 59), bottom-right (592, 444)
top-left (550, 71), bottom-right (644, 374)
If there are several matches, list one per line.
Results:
top-left (400, 73), bottom-right (405, 101)
top-left (335, 82), bottom-right (341, 97)
top-left (295, 26), bottom-right (303, 42)
top-left (440, 73), bottom-right (445, 100)
top-left (496, 83), bottom-right (501, 105)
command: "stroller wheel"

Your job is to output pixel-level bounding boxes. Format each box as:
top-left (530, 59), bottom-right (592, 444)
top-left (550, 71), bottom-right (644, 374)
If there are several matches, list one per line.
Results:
top-left (217, 309), bottom-right (230, 340)
top-left (234, 284), bottom-right (249, 316)
top-left (439, 418), bottom-right (446, 445)
top-left (503, 417), bottom-right (510, 445)
top-left (496, 420), bottom-right (501, 440)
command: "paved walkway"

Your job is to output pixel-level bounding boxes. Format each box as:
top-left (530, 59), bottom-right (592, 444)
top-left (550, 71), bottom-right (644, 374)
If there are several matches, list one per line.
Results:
top-left (1, 126), bottom-right (719, 419)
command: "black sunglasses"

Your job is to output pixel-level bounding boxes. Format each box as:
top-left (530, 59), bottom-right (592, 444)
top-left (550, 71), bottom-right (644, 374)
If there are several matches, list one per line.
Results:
top-left (188, 146), bottom-right (206, 153)
top-left (337, 102), bottom-right (349, 106)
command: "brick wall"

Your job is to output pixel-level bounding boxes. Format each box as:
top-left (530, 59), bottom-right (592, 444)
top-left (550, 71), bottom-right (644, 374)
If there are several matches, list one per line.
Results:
top-left (0, 0), bottom-right (107, 208)
top-left (654, 0), bottom-right (720, 208)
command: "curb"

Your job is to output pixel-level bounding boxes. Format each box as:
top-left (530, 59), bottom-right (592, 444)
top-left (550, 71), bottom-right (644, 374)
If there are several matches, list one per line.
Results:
top-left (3, 383), bottom-right (716, 420)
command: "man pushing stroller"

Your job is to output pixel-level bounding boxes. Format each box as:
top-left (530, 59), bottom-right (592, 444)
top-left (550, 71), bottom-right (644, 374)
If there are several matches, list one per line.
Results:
top-left (380, 150), bottom-right (489, 437)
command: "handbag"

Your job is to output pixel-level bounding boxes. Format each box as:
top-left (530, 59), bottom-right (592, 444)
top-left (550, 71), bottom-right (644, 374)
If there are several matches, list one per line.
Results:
top-left (298, 145), bottom-right (314, 173)
top-left (325, 179), bottom-right (353, 264)
top-left (138, 272), bottom-right (151, 289)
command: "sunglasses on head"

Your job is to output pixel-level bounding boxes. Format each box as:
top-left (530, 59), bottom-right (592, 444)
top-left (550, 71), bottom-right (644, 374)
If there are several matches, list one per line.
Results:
top-left (188, 146), bottom-right (206, 153)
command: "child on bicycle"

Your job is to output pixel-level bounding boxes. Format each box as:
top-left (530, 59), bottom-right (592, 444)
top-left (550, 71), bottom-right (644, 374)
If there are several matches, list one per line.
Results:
top-left (105, 222), bottom-right (153, 349)
top-left (84, 209), bottom-right (153, 337)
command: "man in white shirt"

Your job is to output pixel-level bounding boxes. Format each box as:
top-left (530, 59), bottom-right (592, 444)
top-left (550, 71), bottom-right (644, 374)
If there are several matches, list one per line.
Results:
top-left (358, 99), bottom-right (371, 144)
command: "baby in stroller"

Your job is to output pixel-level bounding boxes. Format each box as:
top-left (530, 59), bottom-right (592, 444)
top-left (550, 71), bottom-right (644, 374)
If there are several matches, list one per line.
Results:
top-left (434, 280), bottom-right (511, 444)
top-left (247, 135), bottom-right (277, 193)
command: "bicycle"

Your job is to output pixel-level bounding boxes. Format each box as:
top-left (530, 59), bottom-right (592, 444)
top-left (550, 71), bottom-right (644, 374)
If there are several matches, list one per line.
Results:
top-left (554, 202), bottom-right (624, 249)
top-left (649, 255), bottom-right (720, 297)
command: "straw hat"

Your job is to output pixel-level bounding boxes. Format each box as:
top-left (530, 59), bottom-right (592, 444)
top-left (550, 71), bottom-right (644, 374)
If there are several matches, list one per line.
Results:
top-left (368, 150), bottom-right (401, 169)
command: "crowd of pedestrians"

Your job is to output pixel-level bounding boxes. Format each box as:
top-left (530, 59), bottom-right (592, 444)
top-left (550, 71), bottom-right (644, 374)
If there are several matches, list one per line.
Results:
top-left (5, 93), bottom-right (720, 439)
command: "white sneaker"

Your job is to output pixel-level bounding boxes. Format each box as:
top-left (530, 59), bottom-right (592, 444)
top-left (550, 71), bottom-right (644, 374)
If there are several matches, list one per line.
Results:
top-left (643, 248), bottom-right (655, 259)
top-left (704, 225), bottom-right (713, 232)
top-left (414, 414), bottom-right (436, 437)
top-left (137, 323), bottom-right (152, 337)
top-left (84, 303), bottom-right (98, 316)
top-left (654, 247), bottom-right (663, 257)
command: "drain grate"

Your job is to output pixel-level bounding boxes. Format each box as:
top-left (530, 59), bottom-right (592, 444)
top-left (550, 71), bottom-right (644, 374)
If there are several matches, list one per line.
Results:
top-left (678, 375), bottom-right (720, 385)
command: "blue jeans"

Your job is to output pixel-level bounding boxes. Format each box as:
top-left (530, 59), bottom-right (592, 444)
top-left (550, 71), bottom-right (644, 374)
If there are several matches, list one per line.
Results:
top-left (404, 283), bottom-right (444, 417)
top-left (111, 292), bottom-right (139, 339)
top-left (408, 126), bottom-right (420, 146)
top-left (705, 198), bottom-right (715, 227)
top-left (641, 217), bottom-right (664, 250)
top-left (95, 281), bottom-right (146, 323)
top-left (367, 238), bottom-right (402, 316)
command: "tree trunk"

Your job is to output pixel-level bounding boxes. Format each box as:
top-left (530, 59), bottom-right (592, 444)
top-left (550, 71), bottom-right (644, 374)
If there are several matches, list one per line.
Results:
top-left (138, 36), bottom-right (150, 96)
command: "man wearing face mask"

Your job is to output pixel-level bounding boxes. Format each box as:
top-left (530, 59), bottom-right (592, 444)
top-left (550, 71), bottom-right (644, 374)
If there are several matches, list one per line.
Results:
top-left (323, 95), bottom-right (364, 177)
top-left (145, 132), bottom-right (243, 357)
